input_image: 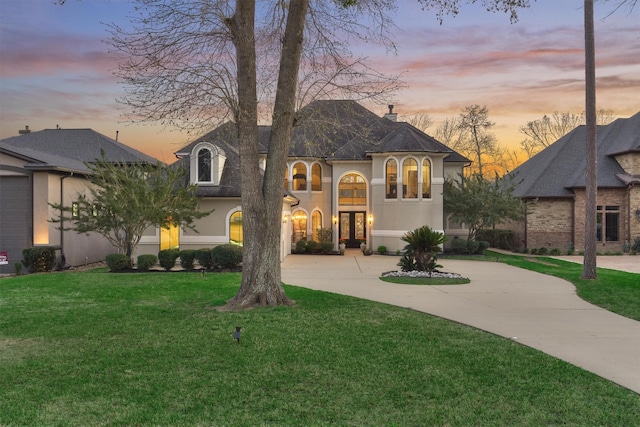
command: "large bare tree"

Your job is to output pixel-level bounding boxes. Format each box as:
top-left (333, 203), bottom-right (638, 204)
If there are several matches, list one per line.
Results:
top-left (102, 0), bottom-right (532, 309)
top-left (519, 109), bottom-right (615, 158)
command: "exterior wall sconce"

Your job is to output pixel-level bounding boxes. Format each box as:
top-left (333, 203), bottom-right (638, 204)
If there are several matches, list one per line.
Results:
top-left (332, 215), bottom-right (338, 225)
top-left (282, 214), bottom-right (288, 223)
top-left (368, 214), bottom-right (373, 225)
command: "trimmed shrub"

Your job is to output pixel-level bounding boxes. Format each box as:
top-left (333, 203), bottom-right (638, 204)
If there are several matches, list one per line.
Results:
top-left (212, 244), bottom-right (243, 269)
top-left (537, 247), bottom-right (548, 255)
top-left (21, 246), bottom-right (56, 273)
top-left (451, 238), bottom-right (468, 254)
top-left (195, 248), bottom-right (215, 270)
top-left (476, 241), bottom-right (490, 253)
top-left (179, 250), bottom-right (196, 270)
top-left (320, 242), bottom-right (334, 254)
top-left (476, 229), bottom-right (516, 250)
top-left (137, 254), bottom-right (158, 271)
top-left (295, 240), bottom-right (307, 253)
top-left (466, 240), bottom-right (480, 254)
top-left (631, 237), bottom-right (640, 253)
top-left (306, 240), bottom-right (320, 253)
top-left (158, 249), bottom-right (180, 271)
top-left (377, 245), bottom-right (387, 254)
top-left (106, 253), bottom-right (131, 271)
top-left (549, 248), bottom-right (561, 256)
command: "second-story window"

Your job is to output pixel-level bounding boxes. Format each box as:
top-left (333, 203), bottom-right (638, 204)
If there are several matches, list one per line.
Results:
top-left (198, 148), bottom-right (212, 182)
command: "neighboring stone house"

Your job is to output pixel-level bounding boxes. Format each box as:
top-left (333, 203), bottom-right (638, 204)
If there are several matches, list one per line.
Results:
top-left (508, 112), bottom-right (640, 252)
top-left (0, 128), bottom-right (159, 274)
top-left (136, 100), bottom-right (470, 259)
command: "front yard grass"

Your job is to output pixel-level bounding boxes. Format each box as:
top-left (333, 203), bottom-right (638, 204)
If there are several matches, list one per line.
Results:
top-left (1, 269), bottom-right (639, 426)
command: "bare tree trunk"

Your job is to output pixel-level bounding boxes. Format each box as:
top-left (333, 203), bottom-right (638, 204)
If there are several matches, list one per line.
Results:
top-left (582, 0), bottom-right (597, 279)
top-left (224, 0), bottom-right (309, 309)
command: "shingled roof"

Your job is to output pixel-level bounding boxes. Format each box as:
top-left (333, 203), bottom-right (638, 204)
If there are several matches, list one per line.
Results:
top-left (511, 112), bottom-right (640, 198)
top-left (0, 128), bottom-right (159, 173)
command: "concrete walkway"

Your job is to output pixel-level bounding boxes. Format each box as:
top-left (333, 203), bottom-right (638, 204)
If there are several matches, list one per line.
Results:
top-left (281, 251), bottom-right (640, 394)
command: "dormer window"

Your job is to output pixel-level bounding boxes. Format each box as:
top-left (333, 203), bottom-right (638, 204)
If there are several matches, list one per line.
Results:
top-left (190, 142), bottom-right (226, 185)
top-left (198, 148), bottom-right (212, 182)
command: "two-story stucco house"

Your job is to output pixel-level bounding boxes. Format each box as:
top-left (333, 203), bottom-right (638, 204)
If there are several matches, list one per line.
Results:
top-left (136, 100), bottom-right (470, 258)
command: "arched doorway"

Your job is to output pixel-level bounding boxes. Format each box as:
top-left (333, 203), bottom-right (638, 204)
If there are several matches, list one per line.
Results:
top-left (338, 173), bottom-right (367, 248)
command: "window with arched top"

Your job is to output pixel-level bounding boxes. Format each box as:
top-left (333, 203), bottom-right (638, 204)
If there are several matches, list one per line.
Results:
top-left (292, 211), bottom-right (308, 244)
top-left (422, 158), bottom-right (432, 199)
top-left (229, 211), bottom-right (243, 245)
top-left (311, 211), bottom-right (322, 241)
top-left (402, 158), bottom-right (418, 199)
top-left (385, 159), bottom-right (397, 199)
top-left (292, 162), bottom-right (307, 191)
top-left (311, 163), bottom-right (322, 191)
top-left (198, 148), bottom-right (212, 182)
top-left (339, 173), bottom-right (366, 206)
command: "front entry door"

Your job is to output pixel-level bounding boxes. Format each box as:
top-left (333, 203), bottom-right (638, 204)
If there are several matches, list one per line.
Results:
top-left (339, 211), bottom-right (366, 248)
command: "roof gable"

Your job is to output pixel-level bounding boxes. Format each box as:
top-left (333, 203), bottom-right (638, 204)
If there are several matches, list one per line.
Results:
top-left (0, 128), bottom-right (158, 173)
top-left (510, 112), bottom-right (639, 198)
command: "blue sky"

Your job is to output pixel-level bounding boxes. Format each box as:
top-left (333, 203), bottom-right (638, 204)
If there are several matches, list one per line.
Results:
top-left (1, 0), bottom-right (638, 162)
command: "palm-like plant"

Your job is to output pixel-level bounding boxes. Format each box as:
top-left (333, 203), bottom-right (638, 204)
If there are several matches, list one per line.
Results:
top-left (399, 226), bottom-right (447, 272)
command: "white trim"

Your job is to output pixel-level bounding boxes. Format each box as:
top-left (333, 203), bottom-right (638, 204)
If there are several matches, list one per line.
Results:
top-left (180, 235), bottom-right (229, 244)
top-left (432, 177), bottom-right (445, 184)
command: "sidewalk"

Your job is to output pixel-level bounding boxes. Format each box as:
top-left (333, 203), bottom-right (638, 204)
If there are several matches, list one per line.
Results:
top-left (281, 252), bottom-right (640, 394)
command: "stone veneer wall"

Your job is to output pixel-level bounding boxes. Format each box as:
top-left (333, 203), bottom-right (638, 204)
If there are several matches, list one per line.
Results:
top-left (525, 198), bottom-right (574, 250)
top-left (615, 153), bottom-right (640, 175)
top-left (573, 188), bottom-right (628, 252)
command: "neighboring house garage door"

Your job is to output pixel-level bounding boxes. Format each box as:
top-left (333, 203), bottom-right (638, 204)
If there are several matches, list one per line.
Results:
top-left (0, 176), bottom-right (31, 274)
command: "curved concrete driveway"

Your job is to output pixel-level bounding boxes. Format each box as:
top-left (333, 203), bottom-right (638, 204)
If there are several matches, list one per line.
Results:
top-left (281, 252), bottom-right (640, 394)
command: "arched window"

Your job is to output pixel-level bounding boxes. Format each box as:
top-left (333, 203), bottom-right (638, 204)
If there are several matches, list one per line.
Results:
top-left (402, 158), bottom-right (418, 199)
top-left (385, 159), bottom-right (397, 199)
top-left (292, 162), bottom-right (307, 191)
top-left (422, 158), bottom-right (432, 199)
top-left (198, 148), bottom-right (212, 182)
top-left (229, 211), bottom-right (243, 245)
top-left (311, 163), bottom-right (322, 191)
top-left (311, 211), bottom-right (322, 242)
top-left (339, 173), bottom-right (366, 206)
top-left (292, 211), bottom-right (308, 244)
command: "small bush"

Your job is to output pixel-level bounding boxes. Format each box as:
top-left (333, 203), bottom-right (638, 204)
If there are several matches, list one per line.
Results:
top-left (306, 240), bottom-right (320, 253)
top-left (195, 248), bottom-right (215, 270)
top-left (549, 248), bottom-right (561, 256)
top-left (295, 240), bottom-right (307, 253)
top-left (137, 254), bottom-right (158, 271)
top-left (476, 229), bottom-right (515, 250)
top-left (106, 253), bottom-right (131, 271)
top-left (320, 242), bottom-right (334, 254)
top-left (179, 250), bottom-right (196, 270)
top-left (631, 237), bottom-right (640, 253)
top-left (466, 240), bottom-right (480, 254)
top-left (22, 246), bottom-right (56, 273)
top-left (158, 249), bottom-right (179, 271)
top-left (212, 244), bottom-right (243, 269)
top-left (377, 245), bottom-right (387, 254)
top-left (451, 238), bottom-right (468, 254)
top-left (476, 241), bottom-right (490, 253)
top-left (530, 248), bottom-right (538, 255)
top-left (14, 262), bottom-right (22, 275)
top-left (538, 247), bottom-right (548, 255)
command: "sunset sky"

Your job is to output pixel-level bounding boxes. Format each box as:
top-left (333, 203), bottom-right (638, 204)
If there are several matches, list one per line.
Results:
top-left (1, 0), bottom-right (638, 163)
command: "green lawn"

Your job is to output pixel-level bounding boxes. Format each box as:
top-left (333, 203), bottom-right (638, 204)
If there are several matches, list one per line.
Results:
top-left (1, 269), bottom-right (639, 426)
top-left (485, 250), bottom-right (640, 321)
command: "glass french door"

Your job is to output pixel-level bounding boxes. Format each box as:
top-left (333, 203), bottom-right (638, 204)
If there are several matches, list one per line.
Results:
top-left (339, 211), bottom-right (366, 248)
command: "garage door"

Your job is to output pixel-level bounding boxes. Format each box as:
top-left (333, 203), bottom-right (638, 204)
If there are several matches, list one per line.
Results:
top-left (0, 176), bottom-right (32, 274)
